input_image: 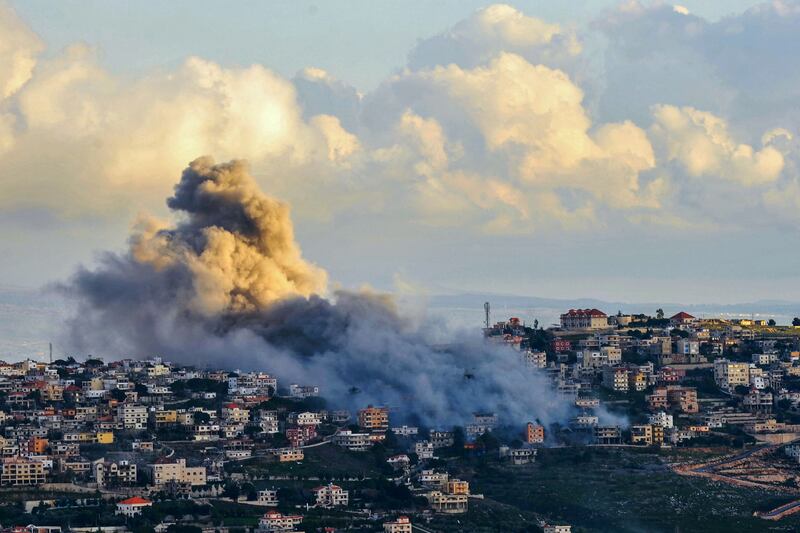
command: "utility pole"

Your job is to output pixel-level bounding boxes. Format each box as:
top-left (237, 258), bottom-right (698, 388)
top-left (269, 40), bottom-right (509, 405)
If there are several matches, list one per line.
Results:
top-left (49, 343), bottom-right (52, 364)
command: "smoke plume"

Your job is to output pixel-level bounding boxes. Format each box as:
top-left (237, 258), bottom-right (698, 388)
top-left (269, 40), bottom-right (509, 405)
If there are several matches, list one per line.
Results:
top-left (61, 157), bottom-right (575, 427)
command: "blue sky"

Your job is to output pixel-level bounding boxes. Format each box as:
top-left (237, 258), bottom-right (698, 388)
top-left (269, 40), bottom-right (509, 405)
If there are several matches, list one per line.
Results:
top-left (12, 0), bottom-right (760, 90)
top-left (2, 0), bottom-right (800, 304)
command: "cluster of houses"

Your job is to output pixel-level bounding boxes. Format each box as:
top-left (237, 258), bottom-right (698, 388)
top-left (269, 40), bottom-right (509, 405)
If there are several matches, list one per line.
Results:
top-left (487, 308), bottom-right (800, 447)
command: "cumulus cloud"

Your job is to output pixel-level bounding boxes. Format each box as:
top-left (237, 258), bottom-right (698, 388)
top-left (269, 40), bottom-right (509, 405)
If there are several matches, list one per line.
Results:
top-left (0, 1), bottom-right (42, 99)
top-left (408, 4), bottom-right (581, 71)
top-left (2, 0), bottom-right (800, 285)
top-left (651, 105), bottom-right (784, 185)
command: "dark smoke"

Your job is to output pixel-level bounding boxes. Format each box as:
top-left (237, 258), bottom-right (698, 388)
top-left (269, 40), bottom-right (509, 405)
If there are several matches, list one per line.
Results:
top-left (60, 157), bottom-right (577, 427)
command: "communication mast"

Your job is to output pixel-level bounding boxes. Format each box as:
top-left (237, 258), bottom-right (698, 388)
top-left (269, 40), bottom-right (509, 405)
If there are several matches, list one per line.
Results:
top-left (484, 302), bottom-right (490, 329)
top-left (49, 343), bottom-right (52, 364)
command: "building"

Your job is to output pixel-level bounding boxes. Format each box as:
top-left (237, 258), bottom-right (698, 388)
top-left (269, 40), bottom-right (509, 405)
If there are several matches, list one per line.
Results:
top-left (526, 423), bottom-right (545, 444)
top-left (714, 359), bottom-right (750, 391)
top-left (115, 496), bottom-right (152, 517)
top-left (383, 516), bottom-right (412, 533)
top-left (670, 312), bottom-right (696, 326)
top-left (117, 404), bottom-right (148, 430)
top-left (602, 367), bottom-right (629, 392)
top-left (358, 406), bottom-right (389, 431)
top-left (594, 426), bottom-right (621, 444)
top-left (275, 448), bottom-right (304, 462)
top-left (415, 440), bottom-right (435, 459)
top-left (313, 483), bottom-right (349, 507)
top-left (509, 448), bottom-right (535, 465)
top-left (1, 457), bottom-right (46, 486)
top-left (544, 526), bottom-right (572, 533)
top-left (258, 510), bottom-right (303, 532)
top-left (552, 338), bottom-right (571, 353)
top-left (560, 309), bottom-right (608, 330)
top-left (257, 489), bottom-right (279, 507)
top-left (426, 491), bottom-right (468, 514)
top-left (94, 459), bottom-right (137, 487)
top-left (333, 431), bottom-right (371, 451)
top-left (631, 425), bottom-right (655, 445)
top-left (522, 350), bottom-right (547, 369)
top-left (147, 457), bottom-right (206, 487)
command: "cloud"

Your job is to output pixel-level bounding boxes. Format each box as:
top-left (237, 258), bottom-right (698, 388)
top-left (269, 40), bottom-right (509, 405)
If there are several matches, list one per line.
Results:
top-left (408, 4), bottom-right (581, 72)
top-left (0, 1), bottom-right (42, 99)
top-left (2, 0), bottom-right (800, 265)
top-left (651, 105), bottom-right (784, 185)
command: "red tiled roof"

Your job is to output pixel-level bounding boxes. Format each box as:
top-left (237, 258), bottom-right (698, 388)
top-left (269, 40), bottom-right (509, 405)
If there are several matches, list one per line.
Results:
top-left (670, 312), bottom-right (695, 320)
top-left (118, 496), bottom-right (151, 506)
top-left (562, 308), bottom-right (607, 317)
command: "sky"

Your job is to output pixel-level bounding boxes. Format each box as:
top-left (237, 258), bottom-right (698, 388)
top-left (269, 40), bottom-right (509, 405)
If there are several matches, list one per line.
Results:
top-left (1, 0), bottom-right (800, 304)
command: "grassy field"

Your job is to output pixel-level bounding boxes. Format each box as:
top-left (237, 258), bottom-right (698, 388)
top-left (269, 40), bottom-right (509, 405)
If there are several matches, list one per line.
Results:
top-left (443, 447), bottom-right (800, 533)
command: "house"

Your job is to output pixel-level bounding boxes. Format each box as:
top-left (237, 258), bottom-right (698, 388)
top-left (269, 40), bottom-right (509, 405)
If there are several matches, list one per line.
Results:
top-left (333, 431), bottom-right (371, 451)
top-left (115, 496), bottom-right (152, 517)
top-left (274, 448), bottom-right (304, 462)
top-left (313, 483), bottom-right (349, 507)
top-left (509, 448), bottom-right (535, 465)
top-left (257, 489), bottom-right (279, 507)
top-left (426, 491), bottom-right (468, 514)
top-left (560, 309), bottom-right (608, 330)
top-left (544, 526), bottom-right (572, 533)
top-left (670, 312), bottom-right (696, 326)
top-left (258, 510), bottom-right (303, 532)
top-left (383, 516), bottom-right (412, 533)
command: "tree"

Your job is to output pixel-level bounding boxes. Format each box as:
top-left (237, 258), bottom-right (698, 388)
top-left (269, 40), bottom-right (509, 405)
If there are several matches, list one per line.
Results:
top-left (734, 385), bottom-right (750, 396)
top-left (768, 319), bottom-right (777, 326)
top-left (223, 482), bottom-right (240, 501)
top-left (656, 308), bottom-right (665, 319)
top-left (793, 317), bottom-right (800, 327)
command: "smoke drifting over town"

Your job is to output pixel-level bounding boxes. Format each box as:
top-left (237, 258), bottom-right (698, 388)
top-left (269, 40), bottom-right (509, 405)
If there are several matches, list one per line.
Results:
top-left (61, 157), bottom-right (576, 427)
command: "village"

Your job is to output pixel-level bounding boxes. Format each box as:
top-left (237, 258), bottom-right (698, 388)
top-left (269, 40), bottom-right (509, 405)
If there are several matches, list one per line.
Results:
top-left (1, 308), bottom-right (800, 532)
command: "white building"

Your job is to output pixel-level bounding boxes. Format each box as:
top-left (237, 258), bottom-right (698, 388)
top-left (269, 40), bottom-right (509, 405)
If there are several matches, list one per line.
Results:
top-left (313, 483), bottom-right (349, 507)
top-left (648, 412), bottom-right (674, 428)
top-left (115, 496), bottom-right (152, 517)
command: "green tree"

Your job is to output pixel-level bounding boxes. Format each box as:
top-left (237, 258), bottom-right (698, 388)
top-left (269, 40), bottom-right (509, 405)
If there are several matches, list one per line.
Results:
top-left (793, 317), bottom-right (800, 327)
top-left (768, 319), bottom-right (777, 326)
top-left (656, 308), bottom-right (664, 319)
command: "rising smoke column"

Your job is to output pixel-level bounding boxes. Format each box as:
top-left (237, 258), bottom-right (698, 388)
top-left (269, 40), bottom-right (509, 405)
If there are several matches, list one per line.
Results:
top-left (61, 157), bottom-right (575, 427)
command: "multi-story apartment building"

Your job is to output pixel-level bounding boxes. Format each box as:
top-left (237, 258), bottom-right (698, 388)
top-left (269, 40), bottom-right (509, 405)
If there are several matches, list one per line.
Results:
top-left (117, 404), bottom-right (148, 430)
top-left (358, 406), bottom-right (389, 431)
top-left (333, 431), bottom-right (371, 452)
top-left (147, 457), bottom-right (206, 487)
top-left (1, 457), bottom-right (46, 486)
top-left (714, 359), bottom-right (751, 391)
top-left (94, 459), bottom-right (137, 487)
top-left (526, 423), bottom-right (545, 444)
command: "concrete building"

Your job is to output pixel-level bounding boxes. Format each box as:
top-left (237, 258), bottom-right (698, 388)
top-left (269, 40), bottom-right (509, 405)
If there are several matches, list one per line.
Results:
top-left (117, 404), bottom-right (148, 430)
top-left (526, 423), bottom-right (545, 444)
top-left (1, 457), bottom-right (45, 486)
top-left (333, 430), bottom-right (371, 451)
top-left (258, 510), bottom-right (303, 532)
top-left (383, 516), bottom-right (412, 533)
top-left (358, 406), bottom-right (389, 431)
top-left (115, 496), bottom-right (152, 517)
top-left (147, 457), bottom-right (206, 487)
top-left (560, 309), bottom-right (608, 330)
top-left (313, 483), bottom-right (349, 508)
top-left (714, 359), bottom-right (751, 391)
